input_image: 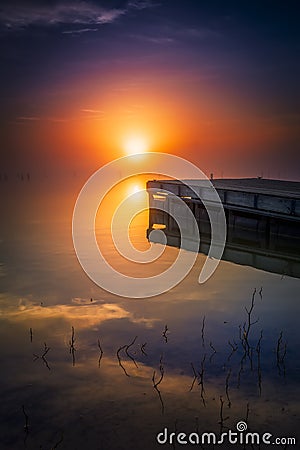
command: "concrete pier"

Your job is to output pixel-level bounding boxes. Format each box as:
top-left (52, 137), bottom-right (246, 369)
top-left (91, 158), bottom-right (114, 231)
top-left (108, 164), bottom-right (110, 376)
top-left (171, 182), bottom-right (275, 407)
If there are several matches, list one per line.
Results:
top-left (147, 178), bottom-right (300, 278)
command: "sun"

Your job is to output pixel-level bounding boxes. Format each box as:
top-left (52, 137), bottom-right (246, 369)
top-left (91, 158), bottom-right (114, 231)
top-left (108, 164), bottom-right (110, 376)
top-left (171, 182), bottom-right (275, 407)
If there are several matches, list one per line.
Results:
top-left (123, 135), bottom-right (149, 155)
top-left (131, 184), bottom-right (140, 194)
top-left (126, 182), bottom-right (144, 197)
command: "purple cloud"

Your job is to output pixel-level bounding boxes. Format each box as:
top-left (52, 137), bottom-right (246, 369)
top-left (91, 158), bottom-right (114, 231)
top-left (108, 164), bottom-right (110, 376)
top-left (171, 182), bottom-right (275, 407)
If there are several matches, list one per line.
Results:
top-left (0, 1), bottom-right (128, 29)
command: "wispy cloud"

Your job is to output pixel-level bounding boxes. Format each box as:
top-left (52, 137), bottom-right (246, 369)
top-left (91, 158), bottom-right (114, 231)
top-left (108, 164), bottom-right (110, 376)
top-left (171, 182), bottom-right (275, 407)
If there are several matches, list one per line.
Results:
top-left (130, 33), bottom-right (175, 44)
top-left (17, 116), bottom-right (41, 121)
top-left (128, 0), bottom-right (160, 10)
top-left (16, 115), bottom-right (71, 123)
top-left (128, 24), bottom-right (220, 47)
top-left (80, 108), bottom-right (106, 120)
top-left (62, 27), bottom-right (98, 35)
top-left (0, 1), bottom-right (127, 29)
top-left (81, 108), bottom-right (104, 114)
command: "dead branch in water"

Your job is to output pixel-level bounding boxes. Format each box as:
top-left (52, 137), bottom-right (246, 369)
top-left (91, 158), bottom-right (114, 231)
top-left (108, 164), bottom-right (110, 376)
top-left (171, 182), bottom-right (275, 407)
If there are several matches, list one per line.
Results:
top-left (51, 431), bottom-right (64, 449)
top-left (141, 342), bottom-right (147, 356)
top-left (228, 340), bottom-right (238, 361)
top-left (189, 355), bottom-right (206, 406)
top-left (218, 395), bottom-right (229, 429)
top-left (116, 336), bottom-right (139, 376)
top-left (276, 331), bottom-right (287, 376)
top-left (244, 289), bottom-right (259, 346)
top-left (256, 331), bottom-right (263, 395)
top-left (97, 339), bottom-right (103, 368)
top-left (162, 325), bottom-right (169, 343)
top-left (33, 342), bottom-right (51, 370)
top-left (237, 289), bottom-right (260, 386)
top-left (29, 328), bottom-right (33, 343)
top-left (245, 402), bottom-right (250, 423)
top-left (209, 341), bottom-right (217, 363)
top-left (225, 368), bottom-right (232, 407)
top-left (152, 354), bottom-right (165, 414)
top-left (125, 336), bottom-right (138, 368)
top-left (189, 362), bottom-right (198, 392)
top-left (69, 326), bottom-right (76, 366)
top-left (198, 354), bottom-right (206, 406)
top-left (117, 344), bottom-right (130, 377)
top-left (201, 316), bottom-right (205, 347)
top-left (22, 405), bottom-right (29, 432)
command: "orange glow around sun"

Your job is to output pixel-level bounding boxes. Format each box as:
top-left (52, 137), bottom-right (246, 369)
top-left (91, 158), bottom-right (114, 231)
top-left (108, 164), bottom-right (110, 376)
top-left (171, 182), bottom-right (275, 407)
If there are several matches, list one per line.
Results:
top-left (123, 135), bottom-right (149, 155)
top-left (17, 71), bottom-right (293, 176)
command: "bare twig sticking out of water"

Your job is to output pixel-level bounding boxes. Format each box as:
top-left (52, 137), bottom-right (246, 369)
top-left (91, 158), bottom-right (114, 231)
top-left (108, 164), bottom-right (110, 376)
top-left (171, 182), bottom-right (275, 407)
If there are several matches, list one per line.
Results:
top-left (239, 324), bottom-right (243, 342)
top-left (41, 342), bottom-right (51, 370)
top-left (201, 316), bottom-right (205, 347)
top-left (22, 405), bottom-right (29, 433)
top-left (276, 332), bottom-right (284, 362)
top-left (256, 331), bottom-right (263, 395)
top-left (22, 404), bottom-right (29, 447)
top-left (276, 331), bottom-right (287, 376)
top-left (245, 402), bottom-right (250, 423)
top-left (125, 336), bottom-right (138, 368)
top-left (209, 341), bottom-right (217, 363)
top-left (51, 432), bottom-right (64, 449)
top-left (218, 395), bottom-right (229, 428)
top-left (117, 344), bottom-right (130, 377)
top-left (152, 355), bottom-right (165, 414)
top-left (228, 340), bottom-right (238, 361)
top-left (162, 325), bottom-right (169, 343)
top-left (237, 289), bottom-right (260, 386)
top-left (249, 347), bottom-right (254, 371)
top-left (141, 342), bottom-right (147, 356)
top-left (69, 326), bottom-right (76, 366)
top-left (189, 356), bottom-right (206, 406)
top-left (33, 342), bottom-right (51, 370)
top-left (259, 287), bottom-right (263, 299)
top-left (97, 339), bottom-right (103, 368)
top-left (225, 368), bottom-right (232, 407)
top-left (244, 289), bottom-right (259, 348)
top-left (116, 336), bottom-right (139, 376)
top-left (29, 328), bottom-right (33, 343)
top-left (42, 343), bottom-right (50, 357)
top-left (198, 354), bottom-right (206, 406)
top-left (189, 362), bottom-right (198, 392)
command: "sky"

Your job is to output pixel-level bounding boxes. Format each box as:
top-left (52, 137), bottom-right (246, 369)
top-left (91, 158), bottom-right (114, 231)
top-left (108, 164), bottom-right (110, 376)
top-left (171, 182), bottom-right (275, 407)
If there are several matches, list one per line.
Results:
top-left (0, 0), bottom-right (299, 180)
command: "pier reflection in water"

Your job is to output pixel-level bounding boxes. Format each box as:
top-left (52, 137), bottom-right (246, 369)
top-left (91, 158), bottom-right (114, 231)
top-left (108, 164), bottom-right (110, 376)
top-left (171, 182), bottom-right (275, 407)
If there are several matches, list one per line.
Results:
top-left (0, 179), bottom-right (299, 449)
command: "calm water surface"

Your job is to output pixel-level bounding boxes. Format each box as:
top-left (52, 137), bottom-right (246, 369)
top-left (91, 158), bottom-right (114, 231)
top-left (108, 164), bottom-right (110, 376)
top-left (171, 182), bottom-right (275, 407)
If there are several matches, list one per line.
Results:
top-left (0, 179), bottom-right (299, 449)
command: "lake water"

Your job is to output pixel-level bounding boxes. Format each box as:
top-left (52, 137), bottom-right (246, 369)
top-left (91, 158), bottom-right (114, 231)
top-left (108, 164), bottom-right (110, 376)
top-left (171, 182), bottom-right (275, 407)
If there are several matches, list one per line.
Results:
top-left (0, 177), bottom-right (299, 449)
